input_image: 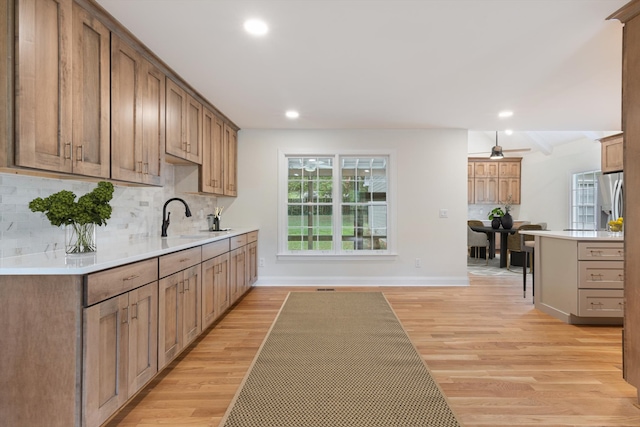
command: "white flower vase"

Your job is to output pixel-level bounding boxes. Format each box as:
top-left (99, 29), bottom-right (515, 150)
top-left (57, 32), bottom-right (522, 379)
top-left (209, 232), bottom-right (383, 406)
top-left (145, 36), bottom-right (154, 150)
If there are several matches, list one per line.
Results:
top-left (65, 223), bottom-right (97, 255)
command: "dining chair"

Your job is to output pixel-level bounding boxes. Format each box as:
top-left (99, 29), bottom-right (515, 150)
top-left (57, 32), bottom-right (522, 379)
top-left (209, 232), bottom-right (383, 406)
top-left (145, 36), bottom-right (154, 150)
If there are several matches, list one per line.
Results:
top-left (467, 226), bottom-right (490, 264)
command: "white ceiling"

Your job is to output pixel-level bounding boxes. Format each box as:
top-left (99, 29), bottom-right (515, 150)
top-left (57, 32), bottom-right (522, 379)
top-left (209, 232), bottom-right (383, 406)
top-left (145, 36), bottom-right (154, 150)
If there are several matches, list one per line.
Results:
top-left (96, 0), bottom-right (627, 153)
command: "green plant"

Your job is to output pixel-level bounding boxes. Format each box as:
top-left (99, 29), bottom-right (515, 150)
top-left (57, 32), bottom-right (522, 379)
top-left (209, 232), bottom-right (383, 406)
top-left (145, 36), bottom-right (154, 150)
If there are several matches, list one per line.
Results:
top-left (488, 207), bottom-right (505, 220)
top-left (29, 181), bottom-right (114, 227)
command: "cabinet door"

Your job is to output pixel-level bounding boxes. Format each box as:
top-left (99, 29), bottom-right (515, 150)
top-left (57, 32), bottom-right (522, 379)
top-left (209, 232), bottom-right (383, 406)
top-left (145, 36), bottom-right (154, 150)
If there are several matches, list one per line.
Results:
top-left (229, 246), bottom-right (246, 304)
top-left (474, 177), bottom-right (498, 204)
top-left (201, 108), bottom-right (225, 194)
top-left (71, 3), bottom-right (110, 178)
top-left (83, 293), bottom-right (129, 427)
top-left (201, 257), bottom-right (217, 329)
top-left (247, 241), bottom-right (258, 286)
top-left (127, 282), bottom-right (158, 396)
top-left (166, 79), bottom-right (187, 159)
top-left (601, 135), bottom-right (623, 174)
top-left (224, 124), bottom-right (238, 196)
top-left (158, 271), bottom-right (183, 368)
top-left (215, 253), bottom-right (230, 315)
top-left (499, 161), bottom-right (521, 178)
top-left (467, 178), bottom-right (475, 204)
top-left (140, 59), bottom-right (165, 185)
top-left (15, 0), bottom-right (72, 172)
top-left (474, 162), bottom-right (498, 178)
top-left (499, 178), bottom-right (521, 204)
top-left (185, 94), bottom-right (203, 164)
top-left (182, 264), bottom-right (202, 346)
top-left (111, 35), bottom-right (143, 183)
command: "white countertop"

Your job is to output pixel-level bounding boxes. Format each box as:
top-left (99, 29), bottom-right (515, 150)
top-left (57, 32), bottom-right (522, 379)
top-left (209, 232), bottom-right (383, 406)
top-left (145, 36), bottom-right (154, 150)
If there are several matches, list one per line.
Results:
top-left (519, 230), bottom-right (623, 242)
top-left (0, 228), bottom-right (258, 275)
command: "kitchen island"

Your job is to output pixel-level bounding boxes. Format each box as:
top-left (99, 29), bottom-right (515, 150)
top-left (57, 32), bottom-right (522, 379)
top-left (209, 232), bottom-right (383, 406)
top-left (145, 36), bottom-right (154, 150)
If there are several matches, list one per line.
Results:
top-left (520, 230), bottom-right (624, 325)
top-left (0, 228), bottom-right (258, 427)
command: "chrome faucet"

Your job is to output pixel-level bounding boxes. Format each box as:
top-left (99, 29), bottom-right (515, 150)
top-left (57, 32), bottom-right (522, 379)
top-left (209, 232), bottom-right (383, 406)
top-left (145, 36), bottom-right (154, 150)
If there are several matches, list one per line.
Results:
top-left (161, 198), bottom-right (192, 237)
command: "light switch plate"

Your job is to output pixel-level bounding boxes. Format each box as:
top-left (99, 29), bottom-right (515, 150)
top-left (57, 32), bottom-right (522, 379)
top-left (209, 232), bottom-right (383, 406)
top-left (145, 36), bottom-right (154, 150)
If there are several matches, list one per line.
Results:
top-left (439, 209), bottom-right (448, 218)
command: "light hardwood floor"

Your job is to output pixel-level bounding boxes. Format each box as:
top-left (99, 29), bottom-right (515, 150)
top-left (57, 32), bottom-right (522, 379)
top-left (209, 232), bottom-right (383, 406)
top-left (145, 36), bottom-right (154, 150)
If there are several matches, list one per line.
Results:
top-left (107, 276), bottom-right (640, 427)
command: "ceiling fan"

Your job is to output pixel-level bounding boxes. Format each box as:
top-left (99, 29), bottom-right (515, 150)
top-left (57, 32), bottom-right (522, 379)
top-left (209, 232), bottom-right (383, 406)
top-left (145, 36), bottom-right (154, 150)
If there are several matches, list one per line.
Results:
top-left (468, 131), bottom-right (531, 158)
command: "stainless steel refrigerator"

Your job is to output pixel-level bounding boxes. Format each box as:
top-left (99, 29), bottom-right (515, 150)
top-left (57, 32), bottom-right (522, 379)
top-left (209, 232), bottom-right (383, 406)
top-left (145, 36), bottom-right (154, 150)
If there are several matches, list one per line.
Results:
top-left (598, 171), bottom-right (624, 229)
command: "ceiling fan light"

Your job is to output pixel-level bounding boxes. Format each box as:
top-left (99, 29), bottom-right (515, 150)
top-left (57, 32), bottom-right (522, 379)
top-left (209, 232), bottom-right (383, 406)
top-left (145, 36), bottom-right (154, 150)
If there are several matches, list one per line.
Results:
top-left (489, 145), bottom-right (504, 159)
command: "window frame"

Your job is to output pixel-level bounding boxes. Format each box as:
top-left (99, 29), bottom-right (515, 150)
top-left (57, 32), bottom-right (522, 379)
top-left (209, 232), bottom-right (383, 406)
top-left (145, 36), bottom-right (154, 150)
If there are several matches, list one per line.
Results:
top-left (569, 170), bottom-right (599, 231)
top-left (277, 149), bottom-right (397, 259)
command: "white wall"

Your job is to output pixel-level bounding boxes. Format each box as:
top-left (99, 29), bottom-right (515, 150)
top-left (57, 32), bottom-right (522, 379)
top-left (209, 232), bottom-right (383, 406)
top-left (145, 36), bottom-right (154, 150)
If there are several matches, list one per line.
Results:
top-left (520, 137), bottom-right (601, 231)
top-left (223, 129), bottom-right (469, 286)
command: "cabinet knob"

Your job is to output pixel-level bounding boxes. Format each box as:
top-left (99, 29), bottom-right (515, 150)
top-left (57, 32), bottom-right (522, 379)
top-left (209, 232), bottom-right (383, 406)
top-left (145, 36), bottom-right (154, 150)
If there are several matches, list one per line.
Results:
top-left (64, 142), bottom-right (72, 160)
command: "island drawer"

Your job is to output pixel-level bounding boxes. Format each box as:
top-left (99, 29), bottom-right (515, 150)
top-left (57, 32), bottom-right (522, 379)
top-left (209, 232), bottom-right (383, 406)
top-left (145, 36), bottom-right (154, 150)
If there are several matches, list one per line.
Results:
top-left (578, 261), bottom-right (624, 289)
top-left (247, 231), bottom-right (258, 243)
top-left (202, 238), bottom-right (230, 260)
top-left (230, 233), bottom-right (248, 250)
top-left (85, 258), bottom-right (158, 306)
top-left (578, 242), bottom-right (624, 261)
top-left (159, 246), bottom-right (202, 278)
top-left (578, 289), bottom-right (624, 317)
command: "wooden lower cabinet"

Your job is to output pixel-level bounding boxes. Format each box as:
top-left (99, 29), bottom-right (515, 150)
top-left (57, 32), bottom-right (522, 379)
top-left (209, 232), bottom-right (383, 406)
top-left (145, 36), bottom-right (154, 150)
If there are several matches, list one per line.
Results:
top-left (158, 264), bottom-right (202, 369)
top-left (202, 252), bottom-right (230, 329)
top-left (83, 281), bottom-right (158, 427)
top-left (229, 246), bottom-right (247, 304)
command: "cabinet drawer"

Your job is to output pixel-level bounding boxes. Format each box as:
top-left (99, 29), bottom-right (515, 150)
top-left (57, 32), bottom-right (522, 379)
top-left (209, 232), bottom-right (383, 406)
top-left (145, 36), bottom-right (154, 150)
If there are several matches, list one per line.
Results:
top-left (230, 233), bottom-right (248, 250)
top-left (578, 242), bottom-right (624, 260)
top-left (85, 258), bottom-right (158, 306)
top-left (159, 247), bottom-right (202, 278)
top-left (578, 261), bottom-right (624, 289)
top-left (578, 289), bottom-right (624, 317)
top-left (247, 230), bottom-right (258, 243)
top-left (202, 238), bottom-right (230, 260)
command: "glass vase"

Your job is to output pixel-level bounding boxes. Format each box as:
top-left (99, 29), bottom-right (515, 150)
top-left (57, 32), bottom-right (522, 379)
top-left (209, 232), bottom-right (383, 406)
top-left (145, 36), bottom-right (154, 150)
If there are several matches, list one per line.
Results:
top-left (65, 223), bottom-right (97, 255)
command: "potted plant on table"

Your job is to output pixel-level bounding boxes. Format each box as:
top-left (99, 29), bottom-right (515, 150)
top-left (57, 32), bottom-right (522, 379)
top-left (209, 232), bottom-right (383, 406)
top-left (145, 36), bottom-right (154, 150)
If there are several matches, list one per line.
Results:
top-left (29, 181), bottom-right (115, 255)
top-left (488, 207), bottom-right (504, 229)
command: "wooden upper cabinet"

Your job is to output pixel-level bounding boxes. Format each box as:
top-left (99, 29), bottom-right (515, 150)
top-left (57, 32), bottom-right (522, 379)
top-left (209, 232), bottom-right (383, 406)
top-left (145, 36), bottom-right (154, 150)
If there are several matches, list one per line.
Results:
top-left (166, 79), bottom-right (203, 164)
top-left (600, 133), bottom-right (623, 174)
top-left (474, 161), bottom-right (499, 177)
top-left (224, 124), bottom-right (238, 196)
top-left (498, 161), bottom-right (521, 178)
top-left (71, 3), bottom-right (110, 178)
top-left (201, 107), bottom-right (225, 194)
top-left (111, 35), bottom-right (165, 185)
top-left (15, 0), bottom-right (73, 173)
top-left (15, 0), bottom-right (110, 178)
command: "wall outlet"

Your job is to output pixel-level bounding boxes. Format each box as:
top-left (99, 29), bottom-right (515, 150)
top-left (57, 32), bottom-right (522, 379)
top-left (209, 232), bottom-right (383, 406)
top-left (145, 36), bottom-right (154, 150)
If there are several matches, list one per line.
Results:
top-left (259, 257), bottom-right (265, 267)
top-left (415, 258), bottom-right (421, 268)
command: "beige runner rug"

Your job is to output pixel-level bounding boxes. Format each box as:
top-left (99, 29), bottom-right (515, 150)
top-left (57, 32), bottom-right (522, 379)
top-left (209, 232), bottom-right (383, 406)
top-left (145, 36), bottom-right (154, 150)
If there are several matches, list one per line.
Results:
top-left (220, 291), bottom-right (461, 427)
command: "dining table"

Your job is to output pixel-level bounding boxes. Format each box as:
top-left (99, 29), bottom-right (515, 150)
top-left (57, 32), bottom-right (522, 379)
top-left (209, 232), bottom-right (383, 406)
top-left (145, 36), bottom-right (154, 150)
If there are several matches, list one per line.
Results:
top-left (469, 225), bottom-right (517, 268)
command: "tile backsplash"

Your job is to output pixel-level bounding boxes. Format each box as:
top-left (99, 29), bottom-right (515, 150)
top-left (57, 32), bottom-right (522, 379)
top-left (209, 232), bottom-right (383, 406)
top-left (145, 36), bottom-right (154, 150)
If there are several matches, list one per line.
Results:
top-left (0, 165), bottom-right (219, 259)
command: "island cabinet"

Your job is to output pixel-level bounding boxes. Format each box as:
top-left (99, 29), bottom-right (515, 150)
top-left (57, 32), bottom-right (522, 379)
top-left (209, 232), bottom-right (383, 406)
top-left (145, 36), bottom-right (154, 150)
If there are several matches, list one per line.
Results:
top-left (158, 246), bottom-right (202, 369)
top-left (166, 78), bottom-right (203, 165)
top-left (83, 258), bottom-right (159, 427)
top-left (110, 34), bottom-right (165, 185)
top-left (15, 0), bottom-right (110, 178)
top-left (528, 231), bottom-right (624, 325)
top-left (201, 238), bottom-right (231, 328)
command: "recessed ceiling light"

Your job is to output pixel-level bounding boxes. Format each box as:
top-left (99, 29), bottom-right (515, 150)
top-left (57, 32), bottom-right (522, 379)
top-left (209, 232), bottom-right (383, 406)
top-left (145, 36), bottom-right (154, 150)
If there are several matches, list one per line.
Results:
top-left (505, 129), bottom-right (513, 135)
top-left (285, 110), bottom-right (300, 119)
top-left (244, 19), bottom-right (268, 36)
top-left (498, 111), bottom-right (514, 118)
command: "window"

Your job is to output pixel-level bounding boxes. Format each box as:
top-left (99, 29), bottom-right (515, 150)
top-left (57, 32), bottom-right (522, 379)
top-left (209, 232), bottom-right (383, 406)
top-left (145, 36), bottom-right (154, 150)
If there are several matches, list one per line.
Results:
top-left (570, 170), bottom-right (599, 230)
top-left (281, 153), bottom-right (392, 256)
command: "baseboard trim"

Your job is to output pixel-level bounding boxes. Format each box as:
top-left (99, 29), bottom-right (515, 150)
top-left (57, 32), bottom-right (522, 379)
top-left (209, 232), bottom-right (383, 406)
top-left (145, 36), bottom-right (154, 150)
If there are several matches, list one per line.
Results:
top-left (254, 276), bottom-right (470, 287)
